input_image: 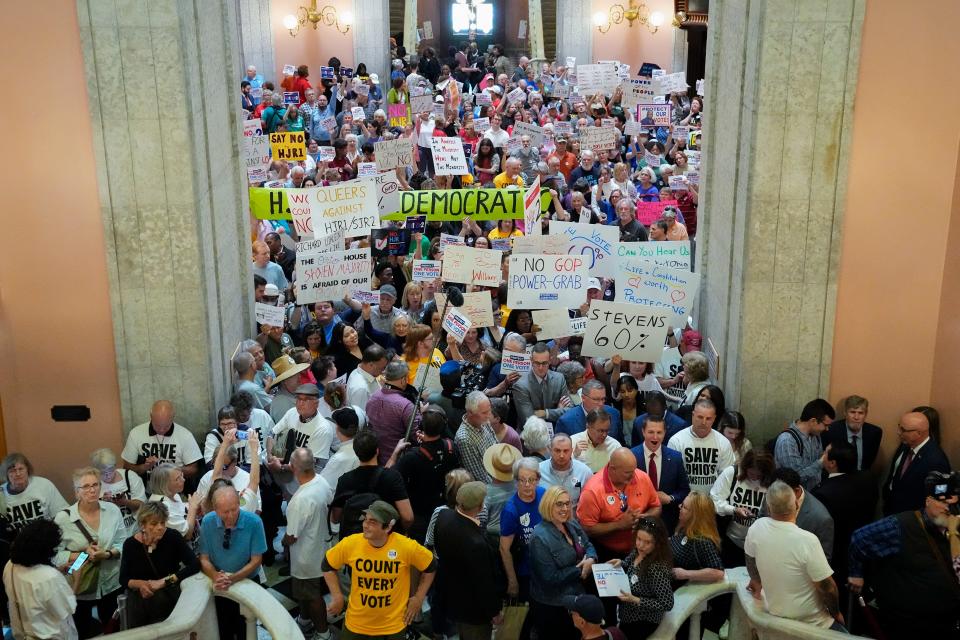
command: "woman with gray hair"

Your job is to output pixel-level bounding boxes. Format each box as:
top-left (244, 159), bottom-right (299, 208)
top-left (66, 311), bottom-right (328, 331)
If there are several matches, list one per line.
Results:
top-left (679, 350), bottom-right (711, 409)
top-left (557, 360), bottom-right (586, 409)
top-left (146, 464), bottom-right (202, 540)
top-left (499, 456), bottom-right (546, 633)
top-left (91, 448), bottom-right (146, 539)
top-left (521, 416), bottom-right (552, 460)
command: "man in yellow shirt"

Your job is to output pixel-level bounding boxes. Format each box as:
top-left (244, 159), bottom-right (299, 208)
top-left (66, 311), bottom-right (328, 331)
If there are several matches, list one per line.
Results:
top-left (323, 501), bottom-right (436, 639)
top-left (493, 157), bottom-right (525, 188)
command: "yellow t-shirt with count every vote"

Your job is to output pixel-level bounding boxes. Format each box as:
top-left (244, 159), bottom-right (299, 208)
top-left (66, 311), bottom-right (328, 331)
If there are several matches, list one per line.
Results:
top-left (325, 532), bottom-right (434, 635)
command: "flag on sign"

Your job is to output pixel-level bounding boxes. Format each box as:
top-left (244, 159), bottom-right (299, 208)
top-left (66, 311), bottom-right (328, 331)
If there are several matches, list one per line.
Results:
top-left (524, 177), bottom-right (541, 236)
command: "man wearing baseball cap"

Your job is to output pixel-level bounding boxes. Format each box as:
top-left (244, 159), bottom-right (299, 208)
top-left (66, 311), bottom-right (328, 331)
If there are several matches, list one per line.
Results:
top-left (563, 594), bottom-right (627, 640)
top-left (323, 500), bottom-right (436, 639)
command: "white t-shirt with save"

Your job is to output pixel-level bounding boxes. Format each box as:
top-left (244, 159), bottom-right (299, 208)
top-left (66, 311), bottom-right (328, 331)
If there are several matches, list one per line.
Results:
top-left (196, 468), bottom-right (262, 513)
top-left (101, 469), bottom-right (147, 537)
top-left (666, 426), bottom-right (736, 494)
top-left (2, 476), bottom-right (69, 531)
top-left (743, 517), bottom-right (834, 628)
top-left (3, 563), bottom-right (78, 639)
top-left (286, 475), bottom-right (333, 579)
top-left (121, 423), bottom-right (203, 469)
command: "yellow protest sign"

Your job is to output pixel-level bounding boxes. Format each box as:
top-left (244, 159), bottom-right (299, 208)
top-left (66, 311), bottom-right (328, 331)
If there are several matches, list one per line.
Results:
top-left (269, 131), bottom-right (306, 162)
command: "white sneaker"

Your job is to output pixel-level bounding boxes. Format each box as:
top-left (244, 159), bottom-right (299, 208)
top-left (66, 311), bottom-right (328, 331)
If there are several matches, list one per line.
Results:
top-left (296, 616), bottom-right (315, 633)
top-left (311, 631), bottom-right (332, 640)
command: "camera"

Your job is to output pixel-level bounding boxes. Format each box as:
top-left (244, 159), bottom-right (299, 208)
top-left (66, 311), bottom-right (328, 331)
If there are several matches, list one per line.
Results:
top-left (926, 471), bottom-right (960, 513)
top-left (448, 362), bottom-right (487, 409)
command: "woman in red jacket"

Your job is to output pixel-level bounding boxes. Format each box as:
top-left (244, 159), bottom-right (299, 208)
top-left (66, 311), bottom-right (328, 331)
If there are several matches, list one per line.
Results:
top-left (281, 65), bottom-right (313, 104)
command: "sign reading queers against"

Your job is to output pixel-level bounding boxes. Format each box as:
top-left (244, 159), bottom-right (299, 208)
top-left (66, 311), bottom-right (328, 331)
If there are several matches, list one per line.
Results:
top-left (295, 248), bottom-right (371, 305)
top-left (582, 301), bottom-right (670, 363)
top-left (309, 182), bottom-right (380, 238)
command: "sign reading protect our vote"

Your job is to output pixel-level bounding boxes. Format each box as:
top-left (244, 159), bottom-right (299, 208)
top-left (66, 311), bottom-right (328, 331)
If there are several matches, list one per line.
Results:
top-left (295, 248), bottom-right (371, 305)
top-left (441, 245), bottom-right (502, 286)
top-left (507, 254), bottom-right (588, 310)
top-left (617, 259), bottom-right (701, 326)
top-left (637, 104), bottom-right (672, 127)
top-left (616, 241), bottom-right (693, 271)
top-left (550, 221), bottom-right (619, 279)
top-left (581, 301), bottom-right (670, 363)
top-left (309, 182), bottom-right (380, 238)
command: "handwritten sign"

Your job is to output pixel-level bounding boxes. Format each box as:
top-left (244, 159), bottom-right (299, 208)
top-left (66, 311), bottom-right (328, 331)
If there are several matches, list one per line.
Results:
top-left (617, 259), bottom-right (701, 326)
top-left (351, 106), bottom-right (366, 121)
top-left (616, 241), bottom-right (692, 271)
top-left (592, 563), bottom-right (631, 598)
top-left (635, 199), bottom-right (679, 226)
top-left (373, 173), bottom-right (401, 217)
top-left (423, 20), bottom-right (433, 40)
top-left (533, 308), bottom-right (577, 339)
top-left (255, 303), bottom-right (286, 327)
top-left (513, 121), bottom-right (546, 146)
top-left (388, 103), bottom-right (408, 127)
top-left (436, 291), bottom-right (495, 328)
top-left (442, 245), bottom-right (502, 286)
top-left (412, 260), bottom-right (442, 282)
top-left (410, 93), bottom-right (433, 115)
top-left (295, 248), bottom-right (371, 305)
top-left (511, 234), bottom-right (567, 255)
top-left (508, 254), bottom-right (588, 309)
top-left (431, 137), bottom-right (469, 175)
top-left (653, 71), bottom-right (687, 95)
top-left (473, 117), bottom-right (491, 133)
top-left (550, 221), bottom-right (619, 279)
top-left (297, 231), bottom-right (344, 254)
top-left (637, 104), bottom-right (672, 127)
top-left (309, 182), bottom-right (380, 238)
top-left (320, 116), bottom-right (338, 132)
top-left (443, 307), bottom-right (472, 343)
top-left (582, 301), bottom-right (670, 363)
top-left (375, 138), bottom-right (414, 171)
top-left (579, 127), bottom-right (619, 152)
top-left (270, 131), bottom-right (306, 162)
top-left (576, 64), bottom-right (618, 94)
top-left (501, 351), bottom-right (532, 373)
top-left (475, 93), bottom-right (492, 107)
top-left (286, 188), bottom-right (317, 237)
top-left (383, 188), bottom-right (523, 222)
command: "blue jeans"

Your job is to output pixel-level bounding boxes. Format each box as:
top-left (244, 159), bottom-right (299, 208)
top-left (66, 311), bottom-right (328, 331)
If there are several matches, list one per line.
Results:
top-left (830, 620), bottom-right (849, 634)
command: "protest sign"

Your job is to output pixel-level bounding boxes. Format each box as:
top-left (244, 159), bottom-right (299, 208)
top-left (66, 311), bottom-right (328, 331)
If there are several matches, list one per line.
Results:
top-left (410, 93), bottom-right (433, 115)
top-left (340, 66), bottom-right (354, 78)
top-left (513, 121), bottom-right (546, 146)
top-left (430, 137), bottom-right (469, 175)
top-left (581, 301), bottom-right (670, 363)
top-left (473, 116), bottom-right (491, 133)
top-left (255, 303), bottom-right (286, 327)
top-left (413, 358), bottom-right (442, 394)
top-left (637, 104), bottom-right (671, 127)
top-left (550, 221), bottom-right (619, 278)
top-left (491, 238), bottom-right (512, 251)
top-left (506, 87), bottom-right (527, 104)
top-left (351, 106), bottom-right (366, 121)
top-left (249, 87), bottom-right (262, 101)
top-left (353, 290), bottom-right (380, 305)
top-left (696, 79), bottom-right (704, 95)
top-left (565, 56), bottom-right (576, 69)
top-left (668, 175), bottom-right (688, 191)
top-left (247, 165), bottom-right (268, 184)
top-left (644, 151), bottom-right (662, 168)
top-left (243, 119), bottom-right (263, 138)
top-left (388, 103), bottom-right (408, 127)
top-left (405, 215), bottom-right (427, 232)
top-left (592, 564), bottom-right (631, 598)
top-left (423, 20), bottom-right (433, 39)
top-left (617, 259), bottom-right (701, 326)
top-left (295, 248), bottom-right (371, 305)
top-left (624, 120), bottom-right (643, 137)
top-left (550, 83), bottom-right (571, 99)
top-left (518, 19), bottom-right (527, 39)
top-left (373, 173), bottom-right (401, 217)
top-left (282, 64), bottom-right (296, 76)
top-left (355, 83), bottom-right (370, 97)
top-left (553, 121), bottom-right (573, 136)
top-left (242, 130), bottom-right (270, 185)
top-left (435, 291), bottom-right (495, 328)
top-left (616, 241), bottom-right (693, 271)
top-left (358, 162), bottom-right (378, 177)
top-left (570, 316), bottom-right (588, 336)
top-left (371, 228), bottom-right (409, 257)
top-left (579, 127), bottom-right (619, 152)
top-left (507, 254), bottom-right (588, 309)
top-left (286, 188), bottom-right (316, 236)
top-left (439, 233), bottom-right (464, 251)
top-left (511, 234), bottom-right (567, 255)
top-left (576, 64), bottom-right (618, 93)
top-left (297, 230), bottom-right (344, 254)
top-left (319, 146), bottom-right (335, 162)
top-left (686, 170), bottom-right (700, 186)
top-left (653, 71), bottom-right (687, 95)
top-left (269, 131), bottom-right (306, 162)
top-left (635, 199), bottom-right (679, 226)
top-left (601, 117), bottom-right (617, 128)
top-left (320, 66), bottom-right (335, 79)
top-left (443, 307), bottom-right (472, 343)
top-left (375, 138), bottom-right (414, 171)
top-left (382, 188), bottom-right (523, 222)
top-left (673, 125), bottom-right (690, 142)
top-left (309, 181), bottom-right (380, 238)
top-left (501, 351), bottom-right (532, 373)
top-left (524, 176), bottom-right (542, 234)
top-left (432, 102), bottom-right (445, 117)
top-left (412, 260), bottom-right (442, 282)
top-left (320, 116), bottom-right (337, 132)
top-left (283, 92), bottom-right (299, 105)
top-left (442, 245), bottom-right (502, 286)
top-left (475, 93), bottom-right (492, 106)
top-left (533, 308), bottom-right (577, 339)
top-left (616, 63), bottom-right (631, 80)
top-left (506, 137), bottom-right (522, 155)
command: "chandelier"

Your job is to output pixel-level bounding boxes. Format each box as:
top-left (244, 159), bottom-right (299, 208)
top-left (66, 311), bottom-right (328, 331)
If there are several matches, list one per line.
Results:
top-left (283, 0), bottom-right (353, 37)
top-left (593, 0), bottom-right (665, 34)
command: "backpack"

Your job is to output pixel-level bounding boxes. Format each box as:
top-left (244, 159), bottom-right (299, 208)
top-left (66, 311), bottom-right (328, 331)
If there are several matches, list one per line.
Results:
top-left (414, 438), bottom-right (455, 471)
top-left (337, 467), bottom-right (386, 540)
top-left (765, 427), bottom-right (804, 457)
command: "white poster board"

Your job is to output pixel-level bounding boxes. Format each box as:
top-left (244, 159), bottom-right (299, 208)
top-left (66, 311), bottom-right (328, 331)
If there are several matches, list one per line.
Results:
top-left (616, 259), bottom-right (701, 326)
top-left (309, 181), bottom-right (380, 238)
top-left (412, 260), bottom-right (442, 282)
top-left (501, 351), bottom-right (532, 373)
top-left (512, 121), bottom-right (546, 147)
top-left (581, 301), bottom-right (671, 363)
top-left (296, 231), bottom-right (344, 254)
top-left (592, 564), bottom-right (631, 598)
top-left (441, 245), bottom-right (502, 286)
top-left (550, 221), bottom-right (620, 279)
top-left (616, 241), bottom-right (693, 271)
top-left (375, 138), bottom-right (414, 171)
top-left (430, 137), bottom-right (469, 175)
top-left (507, 254), bottom-right (589, 309)
top-left (533, 308), bottom-right (577, 339)
top-left (295, 248), bottom-right (371, 305)
top-left (579, 127), bottom-right (619, 152)
top-left (254, 303), bottom-right (286, 327)
top-left (576, 64), bottom-right (618, 94)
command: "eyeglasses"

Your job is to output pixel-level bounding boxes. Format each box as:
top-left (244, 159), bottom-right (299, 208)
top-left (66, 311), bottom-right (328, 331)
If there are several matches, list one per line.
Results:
top-left (555, 500), bottom-right (571, 509)
top-left (517, 477), bottom-right (539, 485)
top-left (77, 482), bottom-right (101, 491)
top-left (222, 528), bottom-right (232, 550)
top-left (619, 491), bottom-right (628, 513)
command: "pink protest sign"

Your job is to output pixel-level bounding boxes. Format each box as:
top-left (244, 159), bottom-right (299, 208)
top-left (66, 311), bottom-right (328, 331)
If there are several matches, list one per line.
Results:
top-left (635, 199), bottom-right (678, 226)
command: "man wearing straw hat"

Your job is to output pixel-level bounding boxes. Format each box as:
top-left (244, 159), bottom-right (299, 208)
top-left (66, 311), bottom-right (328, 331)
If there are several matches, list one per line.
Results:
top-left (483, 443), bottom-right (523, 536)
top-left (267, 354), bottom-right (311, 422)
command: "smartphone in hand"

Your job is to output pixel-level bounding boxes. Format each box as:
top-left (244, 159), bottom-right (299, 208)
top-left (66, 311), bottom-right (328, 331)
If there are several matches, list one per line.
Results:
top-left (68, 552), bottom-right (89, 574)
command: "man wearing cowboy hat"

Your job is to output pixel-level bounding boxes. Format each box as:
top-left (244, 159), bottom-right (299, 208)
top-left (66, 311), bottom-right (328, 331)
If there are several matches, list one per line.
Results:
top-left (267, 354), bottom-right (311, 423)
top-left (267, 383), bottom-right (335, 495)
top-left (482, 442), bottom-right (523, 536)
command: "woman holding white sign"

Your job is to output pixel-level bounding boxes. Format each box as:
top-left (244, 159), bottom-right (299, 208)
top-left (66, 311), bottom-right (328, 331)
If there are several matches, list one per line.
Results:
top-left (608, 517), bottom-right (674, 639)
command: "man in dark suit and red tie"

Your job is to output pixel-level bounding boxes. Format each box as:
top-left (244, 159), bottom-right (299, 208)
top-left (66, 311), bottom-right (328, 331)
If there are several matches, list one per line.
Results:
top-left (630, 415), bottom-right (690, 533)
top-left (882, 410), bottom-right (951, 515)
top-left (820, 395), bottom-right (883, 472)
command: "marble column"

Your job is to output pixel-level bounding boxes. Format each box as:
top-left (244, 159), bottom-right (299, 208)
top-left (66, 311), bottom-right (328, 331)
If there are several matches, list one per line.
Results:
top-left (78, 0), bottom-right (252, 436)
top-left (403, 0), bottom-right (418, 57)
top-left (671, 26), bottom-right (688, 73)
top-left (238, 0), bottom-right (275, 81)
top-left (697, 0), bottom-right (865, 431)
top-left (528, 0), bottom-right (545, 61)
top-left (353, 0), bottom-right (391, 83)
top-left (556, 0), bottom-right (593, 66)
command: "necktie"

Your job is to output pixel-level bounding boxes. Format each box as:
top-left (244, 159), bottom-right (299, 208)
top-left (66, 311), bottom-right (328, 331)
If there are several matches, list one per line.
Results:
top-left (899, 450), bottom-right (914, 478)
top-left (851, 435), bottom-right (860, 469)
top-left (648, 453), bottom-right (659, 491)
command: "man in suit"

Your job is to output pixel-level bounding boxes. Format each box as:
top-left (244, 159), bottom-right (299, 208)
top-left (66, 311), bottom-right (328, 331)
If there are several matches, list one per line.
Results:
top-left (511, 342), bottom-right (570, 425)
top-left (821, 395), bottom-right (882, 472)
top-left (812, 442), bottom-right (878, 596)
top-left (882, 410), bottom-right (951, 515)
top-left (555, 380), bottom-right (623, 442)
top-left (630, 414), bottom-right (689, 533)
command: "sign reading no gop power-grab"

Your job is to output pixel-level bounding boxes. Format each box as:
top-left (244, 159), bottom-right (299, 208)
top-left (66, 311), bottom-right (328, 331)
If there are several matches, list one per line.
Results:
top-left (507, 254), bottom-right (588, 309)
top-left (295, 248), bottom-right (371, 305)
top-left (581, 301), bottom-right (670, 363)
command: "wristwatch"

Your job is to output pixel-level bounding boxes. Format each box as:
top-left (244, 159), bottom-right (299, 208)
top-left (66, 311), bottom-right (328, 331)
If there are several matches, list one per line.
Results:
top-left (165, 574), bottom-right (178, 586)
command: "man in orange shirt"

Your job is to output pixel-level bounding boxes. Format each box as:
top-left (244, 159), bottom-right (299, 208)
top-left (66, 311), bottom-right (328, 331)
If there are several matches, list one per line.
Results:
top-left (547, 138), bottom-right (578, 180)
top-left (576, 447), bottom-right (661, 559)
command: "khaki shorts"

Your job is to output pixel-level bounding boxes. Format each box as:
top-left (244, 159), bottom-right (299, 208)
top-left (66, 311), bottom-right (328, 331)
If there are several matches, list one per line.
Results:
top-left (291, 576), bottom-right (327, 601)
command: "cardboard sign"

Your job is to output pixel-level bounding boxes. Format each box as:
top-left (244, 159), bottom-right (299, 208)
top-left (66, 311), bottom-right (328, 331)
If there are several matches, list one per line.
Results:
top-left (501, 351), bottom-right (532, 373)
top-left (511, 234), bottom-right (567, 255)
top-left (255, 302), bottom-right (286, 327)
top-left (507, 254), bottom-right (589, 309)
top-left (318, 146), bottom-right (336, 162)
top-left (533, 308), bottom-right (577, 339)
top-left (592, 564), bottom-right (631, 598)
top-left (412, 357), bottom-right (442, 393)
top-left (270, 131), bottom-right (306, 162)
top-left (388, 103), bottom-right (408, 127)
top-left (358, 162), bottom-right (378, 177)
top-left (579, 127), bottom-right (619, 152)
top-left (351, 106), bottom-right (366, 121)
top-left (431, 137), bottom-right (469, 175)
top-left (436, 291), bottom-right (496, 328)
top-left (550, 221), bottom-right (620, 278)
top-left (297, 231), bottom-right (345, 254)
top-left (443, 307), bottom-right (472, 343)
top-left (616, 241), bottom-right (693, 271)
top-left (412, 260), bottom-right (442, 282)
top-left (635, 199), bottom-right (679, 226)
top-left (423, 20), bottom-right (433, 40)
top-left (617, 259), bottom-right (701, 326)
top-left (513, 121), bottom-right (546, 146)
top-left (576, 64), bottom-right (618, 94)
top-left (473, 117), bottom-right (491, 133)
top-left (581, 301), bottom-right (670, 363)
top-left (637, 104), bottom-right (672, 127)
top-left (283, 92), bottom-right (300, 105)
top-left (375, 138), bottom-right (414, 171)
top-left (410, 93), bottom-right (434, 115)
top-left (621, 79), bottom-right (656, 108)
top-left (295, 248), bottom-right (371, 305)
top-left (309, 181), bottom-right (380, 238)
top-left (382, 188), bottom-right (523, 222)
top-left (441, 245), bottom-right (502, 286)
top-left (653, 71), bottom-right (687, 95)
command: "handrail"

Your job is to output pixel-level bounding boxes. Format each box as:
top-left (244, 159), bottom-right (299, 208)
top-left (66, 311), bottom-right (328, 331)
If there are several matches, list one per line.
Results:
top-left (650, 567), bottom-right (866, 640)
top-left (106, 574), bottom-right (305, 640)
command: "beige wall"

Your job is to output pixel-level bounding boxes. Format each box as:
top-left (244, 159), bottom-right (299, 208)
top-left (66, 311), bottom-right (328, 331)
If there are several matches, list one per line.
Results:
top-left (0, 0), bottom-right (122, 496)
top-left (271, 0), bottom-right (356, 81)
top-left (831, 0), bottom-right (960, 465)
top-left (591, 0), bottom-right (674, 72)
